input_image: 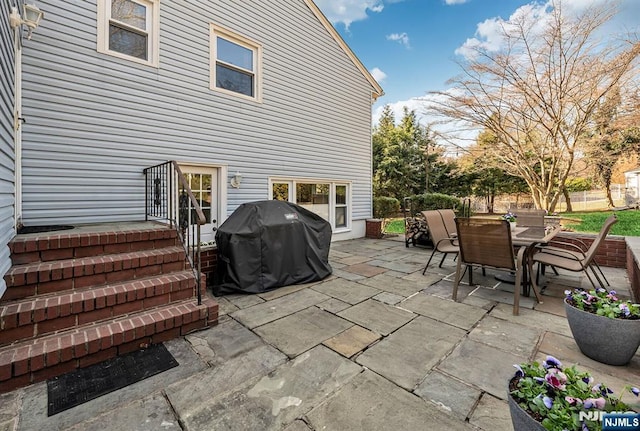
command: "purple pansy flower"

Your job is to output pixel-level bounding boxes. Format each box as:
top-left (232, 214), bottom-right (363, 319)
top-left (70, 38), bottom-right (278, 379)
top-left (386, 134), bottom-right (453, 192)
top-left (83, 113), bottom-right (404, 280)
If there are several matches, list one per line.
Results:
top-left (584, 397), bottom-right (606, 409)
top-left (631, 387), bottom-right (639, 396)
top-left (513, 364), bottom-right (524, 377)
top-left (545, 368), bottom-right (567, 390)
top-left (543, 396), bottom-right (553, 409)
top-left (543, 356), bottom-right (562, 369)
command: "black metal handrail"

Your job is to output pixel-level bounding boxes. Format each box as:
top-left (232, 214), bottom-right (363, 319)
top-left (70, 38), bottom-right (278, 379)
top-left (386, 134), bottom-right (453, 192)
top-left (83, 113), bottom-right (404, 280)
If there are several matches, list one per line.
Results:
top-left (143, 161), bottom-right (205, 305)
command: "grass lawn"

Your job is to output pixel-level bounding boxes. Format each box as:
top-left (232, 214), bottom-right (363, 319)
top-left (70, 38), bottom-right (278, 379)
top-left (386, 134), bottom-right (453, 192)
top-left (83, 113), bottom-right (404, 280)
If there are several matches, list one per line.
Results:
top-left (383, 210), bottom-right (640, 236)
top-left (562, 210), bottom-right (640, 236)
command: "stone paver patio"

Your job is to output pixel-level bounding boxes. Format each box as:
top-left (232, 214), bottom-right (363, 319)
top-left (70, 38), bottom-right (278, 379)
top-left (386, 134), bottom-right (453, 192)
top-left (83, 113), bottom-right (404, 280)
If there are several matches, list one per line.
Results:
top-left (1, 236), bottom-right (638, 431)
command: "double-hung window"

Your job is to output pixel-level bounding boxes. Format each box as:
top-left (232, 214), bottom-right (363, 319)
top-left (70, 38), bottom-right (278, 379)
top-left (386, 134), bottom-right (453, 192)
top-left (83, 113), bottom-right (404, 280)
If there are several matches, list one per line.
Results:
top-left (211, 25), bottom-right (262, 101)
top-left (97, 0), bottom-right (159, 66)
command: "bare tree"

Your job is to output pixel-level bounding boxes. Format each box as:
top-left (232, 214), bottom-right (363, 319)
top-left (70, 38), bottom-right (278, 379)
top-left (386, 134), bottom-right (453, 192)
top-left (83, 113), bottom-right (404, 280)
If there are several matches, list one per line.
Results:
top-left (427, 1), bottom-right (640, 211)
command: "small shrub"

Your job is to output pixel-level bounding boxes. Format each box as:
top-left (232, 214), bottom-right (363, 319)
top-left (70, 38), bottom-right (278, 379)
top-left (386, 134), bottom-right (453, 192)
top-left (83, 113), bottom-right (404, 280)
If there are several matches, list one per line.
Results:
top-left (373, 197), bottom-right (400, 233)
top-left (407, 193), bottom-right (462, 214)
top-left (373, 196), bottom-right (400, 219)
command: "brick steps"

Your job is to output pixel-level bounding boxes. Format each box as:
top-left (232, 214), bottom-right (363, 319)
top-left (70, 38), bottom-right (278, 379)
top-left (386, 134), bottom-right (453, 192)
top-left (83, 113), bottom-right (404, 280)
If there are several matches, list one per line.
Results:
top-left (0, 271), bottom-right (196, 344)
top-left (3, 246), bottom-right (187, 301)
top-left (0, 222), bottom-right (218, 394)
top-left (0, 296), bottom-right (218, 393)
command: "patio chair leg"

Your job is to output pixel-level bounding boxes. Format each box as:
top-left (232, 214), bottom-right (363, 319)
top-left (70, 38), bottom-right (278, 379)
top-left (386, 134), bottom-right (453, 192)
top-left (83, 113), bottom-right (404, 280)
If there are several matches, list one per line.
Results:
top-left (589, 266), bottom-right (606, 289)
top-left (592, 261), bottom-right (610, 286)
top-left (438, 253), bottom-right (447, 268)
top-left (527, 257), bottom-right (543, 305)
top-left (582, 267), bottom-right (600, 290)
top-left (452, 258), bottom-right (464, 301)
top-left (423, 250), bottom-right (437, 275)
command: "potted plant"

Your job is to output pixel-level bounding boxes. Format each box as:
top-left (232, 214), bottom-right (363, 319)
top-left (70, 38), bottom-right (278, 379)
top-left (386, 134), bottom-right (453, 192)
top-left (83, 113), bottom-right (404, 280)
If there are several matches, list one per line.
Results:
top-left (564, 288), bottom-right (640, 365)
top-left (502, 211), bottom-right (517, 230)
top-left (509, 356), bottom-right (639, 431)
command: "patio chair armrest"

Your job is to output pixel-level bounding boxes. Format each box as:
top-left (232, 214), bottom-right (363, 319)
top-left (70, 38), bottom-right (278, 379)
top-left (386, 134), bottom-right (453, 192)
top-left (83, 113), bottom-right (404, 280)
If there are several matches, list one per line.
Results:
top-left (534, 248), bottom-right (583, 262)
top-left (548, 238), bottom-right (588, 253)
top-left (434, 237), bottom-right (458, 247)
top-left (538, 244), bottom-right (587, 259)
top-left (515, 245), bottom-right (526, 268)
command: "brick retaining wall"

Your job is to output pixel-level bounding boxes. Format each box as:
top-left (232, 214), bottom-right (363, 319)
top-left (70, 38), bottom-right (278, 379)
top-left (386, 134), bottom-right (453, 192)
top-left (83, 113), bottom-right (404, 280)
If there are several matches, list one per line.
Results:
top-left (365, 219), bottom-right (384, 239)
top-left (552, 233), bottom-right (626, 269)
top-left (201, 247), bottom-right (218, 287)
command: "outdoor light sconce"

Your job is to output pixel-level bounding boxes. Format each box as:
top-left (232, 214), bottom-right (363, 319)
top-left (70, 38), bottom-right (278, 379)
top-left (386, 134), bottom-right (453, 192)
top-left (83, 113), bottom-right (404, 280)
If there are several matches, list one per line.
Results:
top-left (230, 171), bottom-right (242, 188)
top-left (9, 4), bottom-right (44, 40)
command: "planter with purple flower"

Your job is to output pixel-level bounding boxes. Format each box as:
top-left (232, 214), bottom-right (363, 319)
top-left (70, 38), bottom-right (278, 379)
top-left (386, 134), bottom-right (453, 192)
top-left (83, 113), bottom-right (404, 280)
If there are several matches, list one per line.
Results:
top-left (508, 356), bottom-right (639, 431)
top-left (564, 288), bottom-right (640, 366)
top-left (502, 211), bottom-right (517, 231)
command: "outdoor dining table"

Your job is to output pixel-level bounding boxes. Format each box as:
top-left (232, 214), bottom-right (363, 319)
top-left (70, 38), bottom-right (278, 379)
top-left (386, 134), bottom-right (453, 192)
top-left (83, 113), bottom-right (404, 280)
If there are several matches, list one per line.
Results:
top-left (495, 224), bottom-right (562, 296)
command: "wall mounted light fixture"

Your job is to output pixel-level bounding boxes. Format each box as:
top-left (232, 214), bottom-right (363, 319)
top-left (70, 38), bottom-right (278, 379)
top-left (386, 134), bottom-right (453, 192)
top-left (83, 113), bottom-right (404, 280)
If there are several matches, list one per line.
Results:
top-left (9, 4), bottom-right (44, 40)
top-left (230, 171), bottom-right (242, 188)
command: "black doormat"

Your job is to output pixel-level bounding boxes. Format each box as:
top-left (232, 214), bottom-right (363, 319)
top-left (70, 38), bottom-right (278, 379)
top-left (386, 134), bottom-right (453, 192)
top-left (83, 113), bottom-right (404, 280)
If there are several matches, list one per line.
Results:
top-left (47, 343), bottom-right (178, 416)
top-left (18, 225), bottom-right (74, 234)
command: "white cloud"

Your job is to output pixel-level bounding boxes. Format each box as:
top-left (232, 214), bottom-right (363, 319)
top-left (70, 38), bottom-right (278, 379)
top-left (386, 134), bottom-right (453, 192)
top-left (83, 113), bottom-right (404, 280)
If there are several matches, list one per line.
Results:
top-left (386, 32), bottom-right (411, 48)
top-left (314, 0), bottom-right (405, 28)
top-left (453, 0), bottom-right (629, 60)
top-left (455, 2), bottom-right (552, 59)
top-left (370, 67), bottom-right (388, 83)
top-left (445, 0), bottom-right (469, 4)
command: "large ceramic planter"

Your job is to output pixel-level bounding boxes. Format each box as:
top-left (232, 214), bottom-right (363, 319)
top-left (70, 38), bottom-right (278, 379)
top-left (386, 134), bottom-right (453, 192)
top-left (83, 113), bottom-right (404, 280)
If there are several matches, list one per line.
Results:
top-left (564, 299), bottom-right (640, 366)
top-left (508, 378), bottom-right (545, 431)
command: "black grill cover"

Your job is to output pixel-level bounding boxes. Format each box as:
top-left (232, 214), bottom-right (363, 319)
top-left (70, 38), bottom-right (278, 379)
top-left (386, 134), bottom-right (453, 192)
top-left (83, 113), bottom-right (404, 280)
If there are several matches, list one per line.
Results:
top-left (212, 200), bottom-right (332, 295)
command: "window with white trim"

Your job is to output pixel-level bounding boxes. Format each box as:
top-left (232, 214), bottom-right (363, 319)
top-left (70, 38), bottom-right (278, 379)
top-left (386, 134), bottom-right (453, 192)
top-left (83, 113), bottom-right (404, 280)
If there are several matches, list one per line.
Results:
top-left (269, 179), bottom-right (351, 231)
top-left (211, 25), bottom-right (262, 100)
top-left (97, 0), bottom-right (159, 66)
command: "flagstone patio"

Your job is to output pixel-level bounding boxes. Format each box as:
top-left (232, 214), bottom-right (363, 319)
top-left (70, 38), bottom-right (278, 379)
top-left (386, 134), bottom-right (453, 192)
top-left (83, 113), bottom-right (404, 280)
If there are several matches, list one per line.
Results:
top-left (1, 236), bottom-right (638, 431)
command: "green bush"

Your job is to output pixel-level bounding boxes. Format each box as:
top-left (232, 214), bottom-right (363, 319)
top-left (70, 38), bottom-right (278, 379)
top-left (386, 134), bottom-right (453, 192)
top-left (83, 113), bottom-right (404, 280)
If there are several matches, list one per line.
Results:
top-left (406, 193), bottom-right (462, 214)
top-left (373, 196), bottom-right (400, 219)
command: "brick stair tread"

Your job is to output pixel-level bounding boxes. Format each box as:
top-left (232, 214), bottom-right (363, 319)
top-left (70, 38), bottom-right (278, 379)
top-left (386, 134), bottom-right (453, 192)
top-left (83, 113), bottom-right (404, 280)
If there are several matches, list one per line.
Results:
top-left (0, 270), bottom-right (197, 333)
top-left (0, 296), bottom-right (218, 382)
top-left (4, 246), bottom-right (186, 288)
top-left (9, 225), bottom-right (177, 255)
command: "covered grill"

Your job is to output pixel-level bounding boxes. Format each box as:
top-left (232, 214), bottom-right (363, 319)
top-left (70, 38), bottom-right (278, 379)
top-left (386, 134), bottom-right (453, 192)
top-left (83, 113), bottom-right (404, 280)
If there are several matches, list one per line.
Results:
top-left (212, 200), bottom-right (332, 295)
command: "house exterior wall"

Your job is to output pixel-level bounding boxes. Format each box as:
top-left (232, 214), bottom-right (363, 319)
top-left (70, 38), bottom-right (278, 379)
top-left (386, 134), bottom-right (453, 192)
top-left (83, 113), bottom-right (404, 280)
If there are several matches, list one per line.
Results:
top-left (624, 169), bottom-right (640, 206)
top-left (18, 0), bottom-right (377, 240)
top-left (0, 0), bottom-right (17, 297)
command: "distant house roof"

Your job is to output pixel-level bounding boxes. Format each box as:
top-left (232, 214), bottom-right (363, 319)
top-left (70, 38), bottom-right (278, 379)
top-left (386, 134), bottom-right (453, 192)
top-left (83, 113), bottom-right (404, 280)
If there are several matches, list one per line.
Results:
top-left (305, 0), bottom-right (385, 100)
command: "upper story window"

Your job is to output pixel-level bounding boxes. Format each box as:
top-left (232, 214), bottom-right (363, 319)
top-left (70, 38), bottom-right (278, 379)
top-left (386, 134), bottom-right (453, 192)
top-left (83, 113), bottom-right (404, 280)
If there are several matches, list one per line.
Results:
top-left (97, 0), bottom-right (159, 66)
top-left (211, 25), bottom-right (262, 101)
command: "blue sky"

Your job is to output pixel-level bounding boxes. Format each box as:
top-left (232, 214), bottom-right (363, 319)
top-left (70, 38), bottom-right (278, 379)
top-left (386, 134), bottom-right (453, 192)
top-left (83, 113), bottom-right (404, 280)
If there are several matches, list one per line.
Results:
top-left (314, 0), bottom-right (640, 127)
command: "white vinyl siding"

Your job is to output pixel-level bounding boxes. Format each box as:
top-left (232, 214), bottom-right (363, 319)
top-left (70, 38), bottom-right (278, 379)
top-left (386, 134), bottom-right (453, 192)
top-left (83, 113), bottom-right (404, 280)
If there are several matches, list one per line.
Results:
top-left (18, 0), bottom-right (375, 234)
top-left (0, 0), bottom-right (16, 297)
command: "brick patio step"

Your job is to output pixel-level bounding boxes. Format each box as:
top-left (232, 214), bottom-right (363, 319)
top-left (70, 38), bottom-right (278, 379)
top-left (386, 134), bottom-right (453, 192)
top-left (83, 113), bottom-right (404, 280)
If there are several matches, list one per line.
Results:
top-left (2, 246), bottom-right (187, 301)
top-left (0, 271), bottom-right (197, 345)
top-left (0, 223), bottom-right (219, 394)
top-left (8, 226), bottom-right (179, 264)
top-left (0, 295), bottom-right (219, 394)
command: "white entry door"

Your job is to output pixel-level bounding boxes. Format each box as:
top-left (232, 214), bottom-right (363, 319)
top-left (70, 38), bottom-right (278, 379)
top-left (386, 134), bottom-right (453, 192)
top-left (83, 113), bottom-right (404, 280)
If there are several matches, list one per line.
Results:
top-left (181, 166), bottom-right (219, 244)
